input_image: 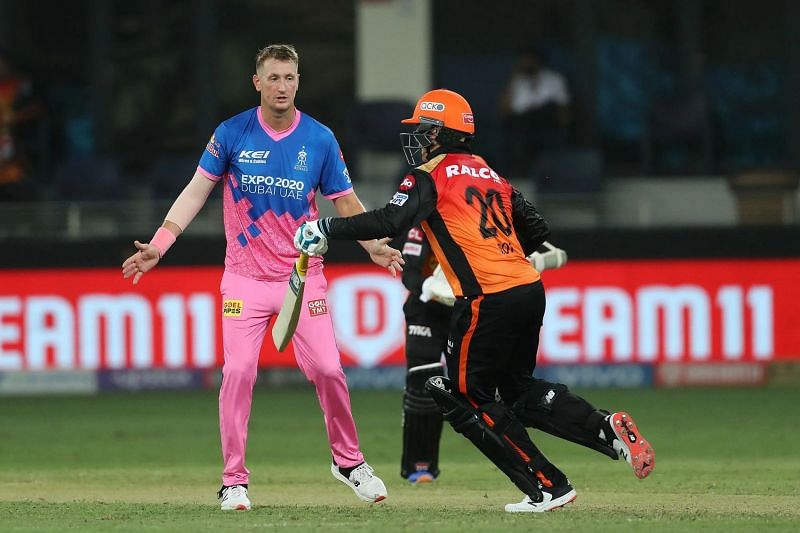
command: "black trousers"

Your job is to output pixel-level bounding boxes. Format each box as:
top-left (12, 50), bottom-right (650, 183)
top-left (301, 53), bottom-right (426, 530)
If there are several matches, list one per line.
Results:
top-left (404, 301), bottom-right (450, 369)
top-left (447, 281), bottom-right (545, 406)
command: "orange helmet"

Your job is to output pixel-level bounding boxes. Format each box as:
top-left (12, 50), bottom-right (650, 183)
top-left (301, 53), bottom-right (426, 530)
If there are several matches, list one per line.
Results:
top-left (401, 89), bottom-right (475, 135)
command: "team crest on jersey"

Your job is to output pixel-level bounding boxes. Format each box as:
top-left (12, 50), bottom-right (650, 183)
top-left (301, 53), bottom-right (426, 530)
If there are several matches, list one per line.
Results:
top-left (294, 146), bottom-right (308, 171)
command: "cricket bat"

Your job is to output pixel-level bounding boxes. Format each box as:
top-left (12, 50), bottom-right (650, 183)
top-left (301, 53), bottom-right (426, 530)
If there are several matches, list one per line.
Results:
top-left (272, 253), bottom-right (309, 351)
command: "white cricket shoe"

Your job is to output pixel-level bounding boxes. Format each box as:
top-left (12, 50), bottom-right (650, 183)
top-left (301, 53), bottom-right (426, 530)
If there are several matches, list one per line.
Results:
top-left (331, 462), bottom-right (388, 503)
top-left (218, 484), bottom-right (251, 511)
top-left (505, 481), bottom-right (577, 513)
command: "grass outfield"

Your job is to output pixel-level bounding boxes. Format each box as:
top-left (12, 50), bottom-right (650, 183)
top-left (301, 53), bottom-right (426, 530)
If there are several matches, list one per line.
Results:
top-left (1, 386), bottom-right (798, 531)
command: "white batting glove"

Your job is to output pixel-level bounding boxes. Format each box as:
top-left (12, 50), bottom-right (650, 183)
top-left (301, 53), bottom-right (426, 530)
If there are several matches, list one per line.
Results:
top-left (294, 220), bottom-right (329, 256)
top-left (529, 241), bottom-right (567, 272)
top-left (420, 265), bottom-right (456, 307)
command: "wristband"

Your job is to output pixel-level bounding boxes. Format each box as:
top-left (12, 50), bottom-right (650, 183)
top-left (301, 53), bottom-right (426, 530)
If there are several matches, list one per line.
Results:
top-left (150, 227), bottom-right (177, 258)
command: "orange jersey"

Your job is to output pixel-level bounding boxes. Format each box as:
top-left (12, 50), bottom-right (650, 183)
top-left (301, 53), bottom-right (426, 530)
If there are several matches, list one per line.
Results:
top-left (417, 153), bottom-right (539, 296)
top-left (323, 147), bottom-right (550, 297)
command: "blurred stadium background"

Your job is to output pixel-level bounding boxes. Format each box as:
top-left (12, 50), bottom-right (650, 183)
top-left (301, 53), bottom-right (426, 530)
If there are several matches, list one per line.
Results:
top-left (1, 0), bottom-right (799, 530)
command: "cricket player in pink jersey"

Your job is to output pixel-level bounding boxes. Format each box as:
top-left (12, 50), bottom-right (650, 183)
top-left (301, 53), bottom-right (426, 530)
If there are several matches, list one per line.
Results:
top-left (122, 44), bottom-right (401, 511)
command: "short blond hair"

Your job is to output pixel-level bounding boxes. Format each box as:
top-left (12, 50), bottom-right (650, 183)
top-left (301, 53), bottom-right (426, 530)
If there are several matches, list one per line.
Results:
top-left (256, 44), bottom-right (299, 71)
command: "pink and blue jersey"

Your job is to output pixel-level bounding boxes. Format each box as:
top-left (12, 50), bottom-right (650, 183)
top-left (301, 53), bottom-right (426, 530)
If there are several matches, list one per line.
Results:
top-left (197, 107), bottom-right (353, 281)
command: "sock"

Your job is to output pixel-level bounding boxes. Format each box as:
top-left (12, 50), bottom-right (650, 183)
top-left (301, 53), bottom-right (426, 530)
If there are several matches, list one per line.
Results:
top-left (338, 462), bottom-right (364, 478)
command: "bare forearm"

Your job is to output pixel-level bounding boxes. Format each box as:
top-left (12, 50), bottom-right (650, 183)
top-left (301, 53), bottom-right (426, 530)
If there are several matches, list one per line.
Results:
top-left (163, 171), bottom-right (216, 235)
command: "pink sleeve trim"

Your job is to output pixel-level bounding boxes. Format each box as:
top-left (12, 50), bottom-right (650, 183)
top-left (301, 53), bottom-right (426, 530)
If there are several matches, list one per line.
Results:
top-left (323, 187), bottom-right (354, 200)
top-left (197, 165), bottom-right (222, 182)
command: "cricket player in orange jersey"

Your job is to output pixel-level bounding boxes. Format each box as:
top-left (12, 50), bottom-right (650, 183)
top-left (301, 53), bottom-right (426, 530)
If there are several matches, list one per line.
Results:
top-left (294, 89), bottom-right (655, 512)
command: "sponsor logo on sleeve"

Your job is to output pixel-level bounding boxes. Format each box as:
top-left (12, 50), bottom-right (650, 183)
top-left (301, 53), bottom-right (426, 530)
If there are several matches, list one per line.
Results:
top-left (390, 192), bottom-right (409, 206)
top-left (223, 300), bottom-right (243, 317)
top-left (308, 298), bottom-right (328, 316)
top-left (206, 135), bottom-right (222, 159)
top-left (402, 242), bottom-right (422, 256)
top-left (399, 176), bottom-right (416, 191)
top-left (407, 227), bottom-right (424, 242)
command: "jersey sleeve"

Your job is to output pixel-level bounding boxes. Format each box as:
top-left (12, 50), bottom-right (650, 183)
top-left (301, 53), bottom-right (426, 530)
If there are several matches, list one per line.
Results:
top-left (322, 171), bottom-right (438, 240)
top-left (319, 134), bottom-right (353, 199)
top-left (197, 122), bottom-right (232, 182)
top-left (400, 227), bottom-right (433, 294)
top-left (511, 187), bottom-right (550, 256)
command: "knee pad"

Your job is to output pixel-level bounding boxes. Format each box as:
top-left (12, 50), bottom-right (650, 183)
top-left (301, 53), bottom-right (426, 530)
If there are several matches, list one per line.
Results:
top-left (425, 376), bottom-right (543, 499)
top-left (511, 380), bottom-right (569, 422)
top-left (403, 363), bottom-right (443, 415)
top-left (512, 380), bottom-right (617, 460)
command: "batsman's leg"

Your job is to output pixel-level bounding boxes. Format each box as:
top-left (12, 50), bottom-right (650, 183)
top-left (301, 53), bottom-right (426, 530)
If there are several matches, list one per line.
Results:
top-left (442, 284), bottom-right (576, 511)
top-left (291, 274), bottom-right (387, 503)
top-left (291, 273), bottom-right (363, 468)
top-left (511, 379), bottom-right (655, 478)
top-left (219, 272), bottom-right (270, 491)
top-left (426, 376), bottom-right (575, 510)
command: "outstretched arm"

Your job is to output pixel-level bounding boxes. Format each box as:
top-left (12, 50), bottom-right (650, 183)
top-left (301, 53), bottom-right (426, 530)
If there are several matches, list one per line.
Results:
top-left (332, 191), bottom-right (404, 276)
top-left (295, 171), bottom-right (437, 260)
top-left (122, 171), bottom-right (216, 284)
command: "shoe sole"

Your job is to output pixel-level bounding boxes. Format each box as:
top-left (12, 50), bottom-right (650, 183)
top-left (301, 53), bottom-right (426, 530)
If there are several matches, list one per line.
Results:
top-left (221, 504), bottom-right (251, 511)
top-left (611, 412), bottom-right (655, 479)
top-left (330, 463), bottom-right (387, 503)
top-left (505, 490), bottom-right (577, 513)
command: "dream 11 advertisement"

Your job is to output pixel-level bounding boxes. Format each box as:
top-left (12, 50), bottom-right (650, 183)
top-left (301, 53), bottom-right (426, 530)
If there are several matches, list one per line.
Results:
top-left (1, 259), bottom-right (799, 372)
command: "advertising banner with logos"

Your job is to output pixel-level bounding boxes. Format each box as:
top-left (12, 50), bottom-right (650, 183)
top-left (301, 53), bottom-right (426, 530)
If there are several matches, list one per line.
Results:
top-left (1, 259), bottom-right (798, 374)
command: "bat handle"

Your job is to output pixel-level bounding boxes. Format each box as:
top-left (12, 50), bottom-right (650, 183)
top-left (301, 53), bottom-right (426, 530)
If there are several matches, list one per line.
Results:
top-left (297, 253), bottom-right (309, 275)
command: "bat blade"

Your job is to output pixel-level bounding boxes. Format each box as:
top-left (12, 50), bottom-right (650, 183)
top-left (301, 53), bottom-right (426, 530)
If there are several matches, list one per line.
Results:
top-left (272, 253), bottom-right (309, 351)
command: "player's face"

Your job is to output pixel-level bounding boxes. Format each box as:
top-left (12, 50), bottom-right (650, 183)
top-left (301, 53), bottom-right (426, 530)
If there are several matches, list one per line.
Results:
top-left (253, 59), bottom-right (299, 113)
top-left (421, 127), bottom-right (441, 162)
